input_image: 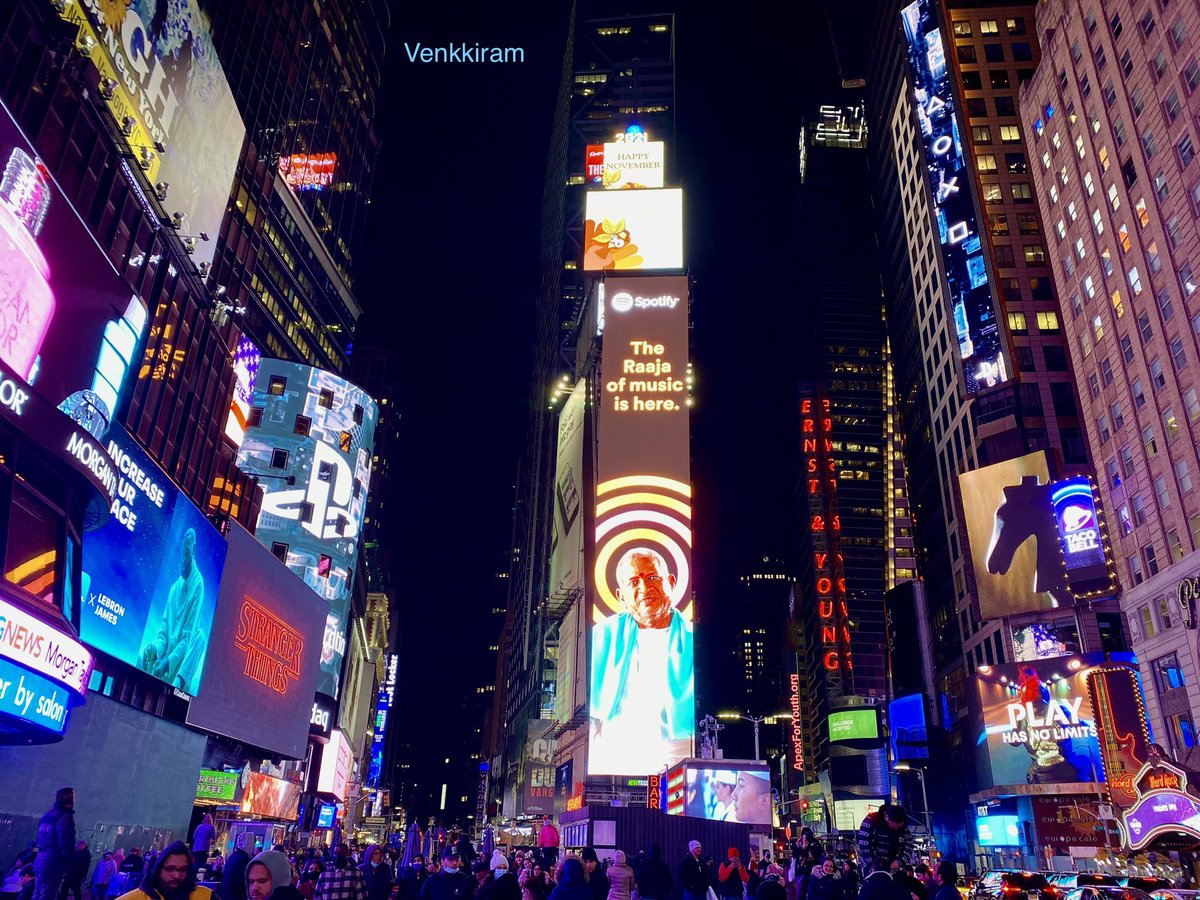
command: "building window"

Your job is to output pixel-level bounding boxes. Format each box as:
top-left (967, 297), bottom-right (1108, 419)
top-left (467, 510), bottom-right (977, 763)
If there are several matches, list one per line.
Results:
top-left (1044, 346), bottom-right (1069, 370)
top-left (1133, 378), bottom-right (1146, 408)
top-left (1121, 333), bottom-right (1135, 362)
top-left (1112, 399), bottom-right (1125, 429)
top-left (1121, 445), bottom-right (1136, 477)
top-left (1134, 494), bottom-right (1148, 525)
top-left (1099, 414), bottom-right (1112, 443)
top-left (1139, 601), bottom-right (1156, 632)
top-left (294, 415), bottom-right (311, 436)
top-left (270, 542), bottom-right (289, 562)
top-left (1169, 530), bottom-right (1186, 561)
top-left (1186, 388), bottom-right (1200, 422)
top-left (1036, 311), bottom-right (1060, 333)
top-left (1156, 475), bottom-right (1172, 507)
top-left (1145, 544), bottom-right (1161, 577)
top-left (958, 45), bottom-right (978, 63)
top-left (980, 19), bottom-right (999, 34)
top-left (953, 21), bottom-right (972, 35)
top-left (1101, 357), bottom-right (1115, 385)
top-left (1179, 134), bottom-right (1196, 168)
top-left (1018, 214), bottom-right (1040, 235)
top-left (1006, 152), bottom-right (1027, 173)
top-left (1177, 458), bottom-right (1193, 492)
top-left (1144, 426), bottom-right (1158, 455)
top-left (1024, 245), bottom-right (1046, 263)
top-left (1008, 312), bottom-right (1028, 334)
top-left (1151, 359), bottom-right (1167, 389)
top-left (1001, 125), bottom-right (1022, 143)
top-left (977, 154), bottom-right (998, 173)
top-left (1012, 182), bottom-right (1033, 201)
top-left (1154, 653), bottom-right (1186, 692)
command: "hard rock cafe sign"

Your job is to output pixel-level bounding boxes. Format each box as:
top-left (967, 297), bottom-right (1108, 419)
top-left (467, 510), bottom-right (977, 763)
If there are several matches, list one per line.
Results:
top-left (1118, 757), bottom-right (1200, 851)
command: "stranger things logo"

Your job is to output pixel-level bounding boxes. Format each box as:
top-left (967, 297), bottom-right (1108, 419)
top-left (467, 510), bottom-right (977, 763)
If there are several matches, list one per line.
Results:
top-left (234, 596), bottom-right (304, 694)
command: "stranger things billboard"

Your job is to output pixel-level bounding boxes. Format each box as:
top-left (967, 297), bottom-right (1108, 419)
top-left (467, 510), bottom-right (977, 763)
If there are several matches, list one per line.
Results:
top-left (589, 275), bottom-right (693, 776)
top-left (186, 522), bottom-right (325, 760)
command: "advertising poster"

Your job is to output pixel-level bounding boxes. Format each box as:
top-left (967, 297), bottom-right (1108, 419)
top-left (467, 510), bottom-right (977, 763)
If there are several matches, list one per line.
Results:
top-left (829, 709), bottom-right (879, 742)
top-left (583, 189), bottom-right (683, 272)
top-left (959, 451), bottom-right (1071, 620)
top-left (900, 0), bottom-right (1009, 393)
top-left (525, 719), bottom-right (556, 816)
top-left (1051, 476), bottom-right (1117, 599)
top-left (1087, 665), bottom-right (1152, 809)
top-left (80, 426), bottom-right (226, 695)
top-left (976, 814), bottom-right (1021, 847)
top-left (551, 380), bottom-right (586, 724)
top-left (589, 275), bottom-right (692, 776)
top-left (976, 653), bottom-right (1118, 787)
top-left (0, 99), bottom-right (147, 429)
top-left (196, 769), bottom-right (239, 802)
top-left (237, 360), bottom-right (379, 698)
top-left (888, 695), bottom-right (930, 762)
top-left (683, 766), bottom-right (773, 825)
top-left (186, 523), bottom-right (326, 759)
top-left (279, 153), bottom-right (338, 192)
top-left (318, 729), bottom-right (352, 801)
top-left (591, 142), bottom-right (666, 190)
top-left (554, 759), bottom-right (574, 816)
top-left (55, 0), bottom-right (245, 269)
top-left (224, 335), bottom-right (262, 448)
top-left (1031, 796), bottom-right (1108, 847)
top-left (241, 771), bottom-right (301, 820)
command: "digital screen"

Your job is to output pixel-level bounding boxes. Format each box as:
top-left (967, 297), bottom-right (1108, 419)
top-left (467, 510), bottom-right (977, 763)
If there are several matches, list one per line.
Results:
top-left (185, 523), bottom-right (326, 759)
top-left (0, 655), bottom-right (72, 735)
top-left (833, 798), bottom-right (882, 832)
top-left (680, 766), bottom-right (773, 825)
top-left (584, 189), bottom-right (683, 272)
top-left (1051, 476), bottom-right (1116, 598)
top-left (959, 451), bottom-right (1070, 620)
top-left (976, 654), bottom-right (1130, 787)
top-left (237, 361), bottom-right (378, 698)
top-left (54, 0), bottom-right (245, 269)
top-left (889, 695), bottom-right (930, 762)
top-left (318, 728), bottom-right (352, 801)
top-left (585, 141), bottom-right (665, 190)
top-left (279, 152), bottom-right (337, 192)
top-left (224, 335), bottom-right (261, 447)
top-left (241, 771), bottom-right (300, 820)
top-left (551, 381), bottom-right (587, 724)
top-left (589, 275), bottom-right (692, 776)
top-left (828, 709), bottom-right (879, 742)
top-left (196, 769), bottom-right (238, 802)
top-left (315, 803), bottom-right (336, 829)
top-left (900, 0), bottom-right (1009, 393)
top-left (80, 426), bottom-right (227, 695)
top-left (367, 653), bottom-right (397, 787)
top-left (977, 814), bottom-right (1021, 846)
top-left (1012, 621), bottom-right (1079, 660)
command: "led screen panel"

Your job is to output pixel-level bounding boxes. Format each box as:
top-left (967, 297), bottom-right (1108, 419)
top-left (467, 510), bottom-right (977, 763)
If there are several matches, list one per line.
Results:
top-left (900, 0), bottom-right (1009, 394)
top-left (828, 709), bottom-right (879, 742)
top-left (833, 798), bottom-right (883, 832)
top-left (889, 695), bottom-right (930, 762)
top-left (589, 275), bottom-right (692, 776)
top-left (318, 728), bottom-right (352, 801)
top-left (315, 803), bottom-right (336, 828)
top-left (196, 769), bottom-right (238, 802)
top-left (1087, 665), bottom-right (1152, 809)
top-left (237, 360), bottom-right (378, 698)
top-left (185, 523), bottom-right (326, 759)
top-left (54, 0), bottom-right (245, 269)
top-left (682, 765), bottom-right (772, 825)
top-left (975, 653), bottom-right (1134, 788)
top-left (959, 451), bottom-right (1070, 620)
top-left (1051, 476), bottom-right (1117, 598)
top-left (976, 814), bottom-right (1021, 846)
top-left (552, 381), bottom-right (587, 725)
top-left (81, 426), bottom-right (227, 695)
top-left (241, 771), bottom-right (300, 820)
top-left (586, 142), bottom-right (666, 190)
top-left (583, 189), bottom-right (683, 272)
top-left (224, 335), bottom-right (261, 448)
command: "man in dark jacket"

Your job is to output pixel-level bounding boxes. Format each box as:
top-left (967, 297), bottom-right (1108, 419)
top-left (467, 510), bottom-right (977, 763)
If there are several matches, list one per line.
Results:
top-left (716, 851), bottom-right (748, 900)
top-left (855, 807), bottom-right (914, 870)
top-left (578, 851), bottom-right (607, 900)
top-left (857, 860), bottom-right (909, 900)
top-left (680, 842), bottom-right (707, 900)
top-left (222, 835), bottom-right (255, 900)
top-left (635, 845), bottom-right (671, 900)
top-left (929, 864), bottom-right (958, 900)
top-left (418, 849), bottom-right (472, 900)
top-left (398, 858), bottom-right (428, 900)
top-left (33, 788), bottom-right (76, 900)
top-left (359, 846), bottom-right (393, 900)
top-left (58, 842), bottom-right (90, 900)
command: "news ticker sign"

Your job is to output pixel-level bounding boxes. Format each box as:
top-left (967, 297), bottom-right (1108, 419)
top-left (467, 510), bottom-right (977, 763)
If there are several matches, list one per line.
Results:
top-left (0, 596), bottom-right (91, 696)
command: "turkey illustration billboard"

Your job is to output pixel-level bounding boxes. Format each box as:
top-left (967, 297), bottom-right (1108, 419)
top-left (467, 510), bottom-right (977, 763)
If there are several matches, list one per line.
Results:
top-left (589, 275), bottom-right (693, 776)
top-left (583, 189), bottom-right (683, 272)
top-left (976, 654), bottom-right (1124, 788)
top-left (959, 451), bottom-right (1070, 620)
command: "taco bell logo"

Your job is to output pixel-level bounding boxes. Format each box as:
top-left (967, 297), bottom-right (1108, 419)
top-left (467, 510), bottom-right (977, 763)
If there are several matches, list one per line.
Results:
top-left (1061, 504), bottom-right (1095, 533)
top-left (260, 442), bottom-right (361, 541)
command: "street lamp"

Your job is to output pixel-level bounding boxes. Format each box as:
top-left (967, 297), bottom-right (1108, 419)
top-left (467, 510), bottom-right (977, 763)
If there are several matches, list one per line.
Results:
top-left (717, 712), bottom-right (790, 761)
top-left (894, 763), bottom-right (932, 840)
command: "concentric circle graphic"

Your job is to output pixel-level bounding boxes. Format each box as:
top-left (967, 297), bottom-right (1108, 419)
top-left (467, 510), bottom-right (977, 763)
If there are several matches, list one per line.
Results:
top-left (594, 475), bottom-right (692, 623)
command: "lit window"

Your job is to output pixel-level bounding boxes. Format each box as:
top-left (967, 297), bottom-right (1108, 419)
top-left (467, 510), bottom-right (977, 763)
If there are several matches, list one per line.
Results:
top-left (980, 19), bottom-right (999, 34)
top-left (1076, 237), bottom-right (1087, 259)
top-left (1076, 134), bottom-right (1087, 158)
top-left (1084, 172), bottom-right (1095, 196)
top-left (1108, 183), bottom-right (1121, 210)
top-left (1093, 209), bottom-right (1105, 234)
top-left (1119, 224), bottom-right (1132, 252)
top-left (977, 154), bottom-right (998, 173)
top-left (1036, 311), bottom-right (1060, 332)
top-left (1008, 312), bottom-right (1028, 334)
top-left (1068, 200), bottom-right (1079, 221)
top-left (1129, 267), bottom-right (1144, 295)
top-left (1135, 197), bottom-right (1150, 228)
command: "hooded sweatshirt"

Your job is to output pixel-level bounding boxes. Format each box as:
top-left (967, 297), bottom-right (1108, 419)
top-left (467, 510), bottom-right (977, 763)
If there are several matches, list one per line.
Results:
top-left (247, 851), bottom-right (293, 898)
top-left (359, 845), bottom-right (394, 900)
top-left (548, 862), bottom-right (590, 900)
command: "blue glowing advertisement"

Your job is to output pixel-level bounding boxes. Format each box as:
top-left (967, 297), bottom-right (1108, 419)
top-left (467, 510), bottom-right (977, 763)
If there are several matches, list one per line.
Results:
top-left (0, 655), bottom-right (72, 735)
top-left (316, 803), bottom-right (336, 829)
top-left (901, 0), bottom-right (1009, 393)
top-left (1051, 476), bottom-right (1116, 599)
top-left (80, 425), bottom-right (227, 695)
top-left (889, 694), bottom-right (930, 762)
top-left (976, 814), bottom-right (1021, 846)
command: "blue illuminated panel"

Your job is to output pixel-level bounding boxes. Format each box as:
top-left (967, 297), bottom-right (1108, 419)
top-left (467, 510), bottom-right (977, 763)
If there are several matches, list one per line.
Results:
top-left (0, 656), bottom-right (72, 734)
top-left (901, 0), bottom-right (1009, 393)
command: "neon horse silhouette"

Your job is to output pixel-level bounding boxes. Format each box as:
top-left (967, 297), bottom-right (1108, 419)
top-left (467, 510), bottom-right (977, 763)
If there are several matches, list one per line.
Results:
top-left (984, 474), bottom-right (1071, 606)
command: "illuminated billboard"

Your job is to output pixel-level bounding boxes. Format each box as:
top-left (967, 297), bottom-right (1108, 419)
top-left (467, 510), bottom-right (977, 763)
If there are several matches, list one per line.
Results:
top-left (241, 771), bottom-right (301, 820)
top-left (278, 153), bottom-right (337, 192)
top-left (975, 654), bottom-right (1135, 787)
top-left (959, 451), bottom-right (1070, 620)
top-left (552, 381), bottom-right (586, 724)
top-left (315, 803), bottom-right (337, 829)
top-left (680, 765), bottom-right (773, 826)
top-left (889, 695), bottom-right (929, 762)
top-left (584, 189), bottom-right (683, 272)
top-left (589, 275), bottom-right (692, 776)
top-left (977, 814), bottom-right (1021, 847)
top-left (186, 523), bottom-right (326, 759)
top-left (237, 360), bottom-right (378, 698)
top-left (0, 103), bottom-right (148, 439)
top-left (367, 653), bottom-right (397, 788)
top-left (196, 769), bottom-right (238, 802)
top-left (1051, 476), bottom-right (1117, 599)
top-left (318, 728), bottom-right (352, 801)
top-left (1088, 665), bottom-right (1152, 809)
top-left (525, 720), bottom-right (556, 816)
top-left (585, 142), bottom-right (666, 190)
top-left (54, 0), bottom-right (245, 269)
top-left (224, 335), bottom-right (262, 448)
top-left (80, 426), bottom-right (227, 695)
top-left (829, 708), bottom-right (880, 743)
top-left (900, 0), bottom-right (1009, 393)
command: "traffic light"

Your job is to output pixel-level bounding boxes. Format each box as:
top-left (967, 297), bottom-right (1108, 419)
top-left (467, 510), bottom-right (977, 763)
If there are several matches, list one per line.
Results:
top-left (800, 799), bottom-right (810, 813)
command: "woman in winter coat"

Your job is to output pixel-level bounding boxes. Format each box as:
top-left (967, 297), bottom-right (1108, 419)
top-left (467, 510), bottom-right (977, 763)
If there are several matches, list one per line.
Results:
top-left (807, 860), bottom-right (845, 900)
top-left (547, 861), bottom-right (590, 900)
top-left (520, 864), bottom-right (552, 900)
top-left (605, 853), bottom-right (635, 900)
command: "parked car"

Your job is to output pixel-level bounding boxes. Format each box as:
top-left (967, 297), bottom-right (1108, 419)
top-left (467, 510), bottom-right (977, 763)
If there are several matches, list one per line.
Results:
top-left (1047, 875), bottom-right (1121, 891)
top-left (973, 870), bottom-right (1061, 900)
top-left (1150, 889), bottom-right (1200, 900)
top-left (1063, 887), bottom-right (1154, 900)
top-left (1124, 880), bottom-right (1175, 894)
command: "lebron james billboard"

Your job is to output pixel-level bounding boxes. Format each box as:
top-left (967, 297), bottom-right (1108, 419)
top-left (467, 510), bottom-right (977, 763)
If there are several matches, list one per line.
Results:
top-left (589, 275), bottom-right (693, 776)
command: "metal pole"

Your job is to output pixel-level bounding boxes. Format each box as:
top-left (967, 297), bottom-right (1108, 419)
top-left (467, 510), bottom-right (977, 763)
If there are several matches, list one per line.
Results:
top-left (918, 770), bottom-right (932, 843)
top-left (753, 718), bottom-right (761, 761)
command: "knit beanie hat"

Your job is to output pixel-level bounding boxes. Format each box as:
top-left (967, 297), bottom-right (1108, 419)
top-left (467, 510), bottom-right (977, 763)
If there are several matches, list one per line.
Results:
top-left (688, 842), bottom-right (701, 854)
top-left (491, 851), bottom-right (508, 872)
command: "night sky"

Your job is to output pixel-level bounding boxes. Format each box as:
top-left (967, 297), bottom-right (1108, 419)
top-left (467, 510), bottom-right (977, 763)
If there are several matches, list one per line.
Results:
top-left (358, 1), bottom-right (844, 814)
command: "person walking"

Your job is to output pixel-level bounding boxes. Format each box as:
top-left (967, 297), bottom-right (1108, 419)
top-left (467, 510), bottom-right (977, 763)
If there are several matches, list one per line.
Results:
top-left (717, 851), bottom-right (748, 900)
top-left (680, 843), bottom-right (707, 900)
top-left (91, 853), bottom-right (116, 900)
top-left (114, 842), bottom-right (211, 900)
top-left (604, 854), bottom-right (634, 900)
top-left (314, 847), bottom-right (365, 900)
top-left (59, 843), bottom-right (90, 900)
top-left (856, 860), bottom-right (908, 900)
top-left (398, 858), bottom-right (428, 900)
top-left (358, 847), bottom-right (392, 900)
top-left (577, 853), bottom-right (606, 900)
top-left (417, 849), bottom-right (471, 900)
top-left (245, 850), bottom-right (292, 900)
top-left (478, 854), bottom-right (518, 900)
top-left (633, 846), bottom-right (669, 900)
top-left (222, 837), bottom-right (256, 900)
top-left (33, 789), bottom-right (77, 900)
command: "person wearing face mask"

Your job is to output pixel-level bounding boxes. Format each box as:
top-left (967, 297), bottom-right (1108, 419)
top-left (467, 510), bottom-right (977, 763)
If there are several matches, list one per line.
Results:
top-left (418, 849), bottom-right (471, 900)
top-left (478, 852), bottom-right (519, 900)
top-left (358, 847), bottom-right (393, 900)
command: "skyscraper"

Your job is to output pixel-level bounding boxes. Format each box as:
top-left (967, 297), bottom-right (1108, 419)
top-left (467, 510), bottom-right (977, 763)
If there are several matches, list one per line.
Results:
top-left (1021, 0), bottom-right (1200, 755)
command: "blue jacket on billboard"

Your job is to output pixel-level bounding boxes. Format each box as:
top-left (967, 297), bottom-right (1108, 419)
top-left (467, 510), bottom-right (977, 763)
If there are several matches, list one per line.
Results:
top-left (140, 529), bottom-right (207, 690)
top-left (589, 608), bottom-right (693, 740)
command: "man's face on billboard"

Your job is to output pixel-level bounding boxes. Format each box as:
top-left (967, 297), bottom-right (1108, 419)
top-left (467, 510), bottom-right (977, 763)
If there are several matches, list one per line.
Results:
top-left (616, 551), bottom-right (676, 629)
top-left (732, 773), bottom-right (769, 822)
